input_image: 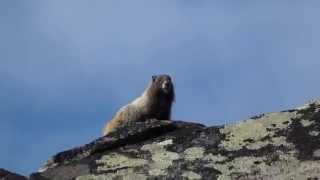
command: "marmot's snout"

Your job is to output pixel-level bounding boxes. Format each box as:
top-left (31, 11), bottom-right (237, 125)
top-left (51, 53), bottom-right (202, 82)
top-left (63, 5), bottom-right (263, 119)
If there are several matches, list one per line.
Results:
top-left (162, 80), bottom-right (172, 93)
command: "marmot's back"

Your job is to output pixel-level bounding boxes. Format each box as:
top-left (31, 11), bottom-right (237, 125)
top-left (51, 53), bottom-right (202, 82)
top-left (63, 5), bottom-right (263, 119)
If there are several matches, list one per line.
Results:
top-left (102, 75), bottom-right (175, 136)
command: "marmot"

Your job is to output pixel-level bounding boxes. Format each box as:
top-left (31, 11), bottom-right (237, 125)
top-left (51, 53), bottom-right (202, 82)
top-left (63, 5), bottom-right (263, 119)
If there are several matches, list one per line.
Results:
top-left (102, 74), bottom-right (175, 136)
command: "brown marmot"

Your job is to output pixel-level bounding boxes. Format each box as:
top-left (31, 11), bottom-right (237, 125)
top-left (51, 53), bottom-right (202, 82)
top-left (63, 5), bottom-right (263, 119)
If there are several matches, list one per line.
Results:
top-left (102, 74), bottom-right (175, 136)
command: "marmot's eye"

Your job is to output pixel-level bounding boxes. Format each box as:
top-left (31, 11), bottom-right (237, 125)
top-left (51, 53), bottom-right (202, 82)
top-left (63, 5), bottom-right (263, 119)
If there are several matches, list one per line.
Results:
top-left (152, 75), bottom-right (157, 82)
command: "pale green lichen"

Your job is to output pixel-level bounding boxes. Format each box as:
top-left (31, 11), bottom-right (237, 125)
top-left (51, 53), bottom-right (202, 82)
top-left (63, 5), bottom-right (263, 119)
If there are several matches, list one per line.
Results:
top-left (157, 139), bottom-right (173, 146)
top-left (96, 153), bottom-right (148, 172)
top-left (148, 168), bottom-right (167, 176)
top-left (300, 119), bottom-right (314, 127)
top-left (203, 153), bottom-right (227, 163)
top-left (246, 136), bottom-right (293, 150)
top-left (184, 147), bottom-right (205, 161)
top-left (220, 112), bottom-right (296, 151)
top-left (141, 139), bottom-right (180, 176)
top-left (151, 151), bottom-right (179, 168)
top-left (203, 150), bottom-right (320, 180)
top-left (208, 108), bottom-right (320, 179)
top-left (76, 170), bottom-right (147, 180)
top-left (313, 149), bottom-right (320, 158)
top-left (214, 156), bottom-right (268, 180)
top-left (181, 171), bottom-right (202, 180)
top-left (309, 131), bottom-right (319, 136)
top-left (76, 174), bottom-right (106, 180)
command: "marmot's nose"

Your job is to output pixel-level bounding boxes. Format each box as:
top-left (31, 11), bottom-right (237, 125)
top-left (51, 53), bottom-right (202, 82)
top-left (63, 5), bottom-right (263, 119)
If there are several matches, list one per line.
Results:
top-left (163, 81), bottom-right (171, 89)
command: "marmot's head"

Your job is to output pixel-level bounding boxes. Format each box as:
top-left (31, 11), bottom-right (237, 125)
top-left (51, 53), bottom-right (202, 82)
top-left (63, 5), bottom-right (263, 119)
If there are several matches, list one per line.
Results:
top-left (152, 75), bottom-right (173, 93)
top-left (148, 74), bottom-right (175, 102)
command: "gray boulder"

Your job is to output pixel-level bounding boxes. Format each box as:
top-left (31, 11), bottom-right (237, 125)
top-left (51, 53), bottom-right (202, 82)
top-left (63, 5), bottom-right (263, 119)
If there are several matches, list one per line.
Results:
top-left (5, 100), bottom-right (320, 180)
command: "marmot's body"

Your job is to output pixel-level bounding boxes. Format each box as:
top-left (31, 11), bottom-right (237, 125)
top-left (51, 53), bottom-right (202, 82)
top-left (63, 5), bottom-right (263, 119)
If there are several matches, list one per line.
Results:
top-left (103, 74), bottom-right (175, 136)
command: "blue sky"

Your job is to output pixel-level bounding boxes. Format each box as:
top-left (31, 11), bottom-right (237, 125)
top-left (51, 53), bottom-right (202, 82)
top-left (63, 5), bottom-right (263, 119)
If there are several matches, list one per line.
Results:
top-left (1, 0), bottom-right (320, 175)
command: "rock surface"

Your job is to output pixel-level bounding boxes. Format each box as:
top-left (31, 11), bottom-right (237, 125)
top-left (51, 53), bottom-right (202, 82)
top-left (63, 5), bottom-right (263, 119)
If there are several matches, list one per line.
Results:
top-left (3, 100), bottom-right (320, 179)
top-left (0, 169), bottom-right (27, 180)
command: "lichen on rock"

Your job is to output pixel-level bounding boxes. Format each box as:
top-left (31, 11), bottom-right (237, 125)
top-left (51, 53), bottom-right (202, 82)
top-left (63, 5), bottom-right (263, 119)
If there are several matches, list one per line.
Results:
top-left (219, 111), bottom-right (296, 151)
top-left (95, 153), bottom-right (148, 172)
top-left (141, 139), bottom-right (180, 176)
top-left (18, 99), bottom-right (320, 180)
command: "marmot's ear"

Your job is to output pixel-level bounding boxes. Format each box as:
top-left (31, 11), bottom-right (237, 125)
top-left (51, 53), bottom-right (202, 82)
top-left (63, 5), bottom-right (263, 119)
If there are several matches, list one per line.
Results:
top-left (152, 75), bottom-right (157, 82)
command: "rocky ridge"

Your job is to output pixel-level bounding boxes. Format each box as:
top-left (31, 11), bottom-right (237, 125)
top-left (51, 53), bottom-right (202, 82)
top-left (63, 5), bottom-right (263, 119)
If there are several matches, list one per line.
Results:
top-left (2, 100), bottom-right (320, 180)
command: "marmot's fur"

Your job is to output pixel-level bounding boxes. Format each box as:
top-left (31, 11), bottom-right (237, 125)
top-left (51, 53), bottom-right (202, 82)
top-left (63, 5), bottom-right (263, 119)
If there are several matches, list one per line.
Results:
top-left (102, 74), bottom-right (175, 136)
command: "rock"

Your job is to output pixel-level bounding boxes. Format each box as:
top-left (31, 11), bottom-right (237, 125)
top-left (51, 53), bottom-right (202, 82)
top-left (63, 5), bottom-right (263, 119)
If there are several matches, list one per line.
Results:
top-left (6, 100), bottom-right (320, 179)
top-left (0, 169), bottom-right (27, 180)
